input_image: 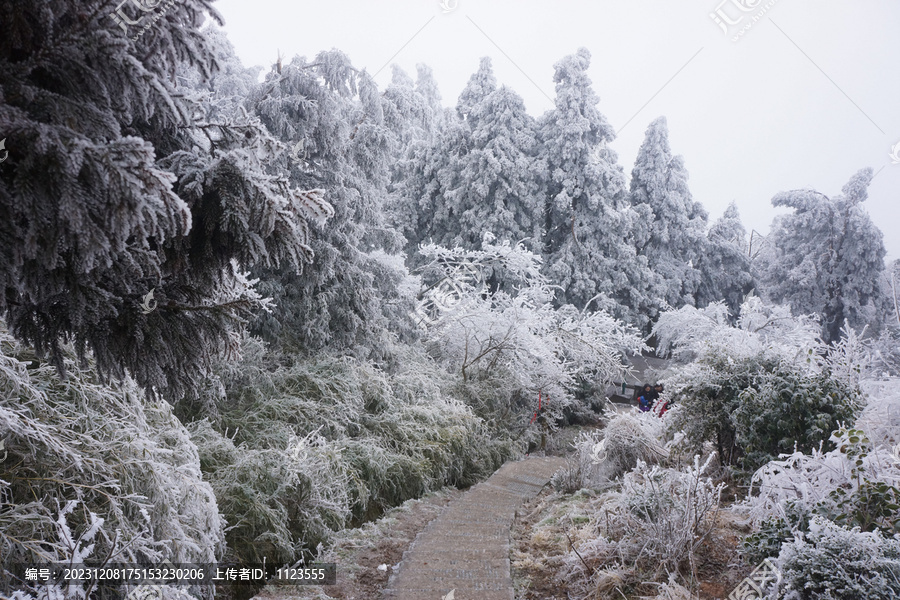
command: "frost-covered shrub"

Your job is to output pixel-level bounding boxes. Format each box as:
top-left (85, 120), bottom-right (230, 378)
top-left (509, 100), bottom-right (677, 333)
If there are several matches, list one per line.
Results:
top-left (654, 297), bottom-right (820, 365)
top-left (664, 348), bottom-right (860, 473)
top-left (644, 575), bottom-right (696, 600)
top-left (614, 456), bottom-right (723, 577)
top-left (190, 338), bottom-right (513, 566)
top-left (746, 429), bottom-right (900, 521)
top-left (741, 500), bottom-right (812, 567)
top-left (745, 427), bottom-right (900, 544)
top-left (664, 352), bottom-right (774, 468)
top-left (0, 325), bottom-right (224, 598)
top-left (558, 456), bottom-right (723, 592)
top-left (773, 516), bottom-right (900, 600)
top-left (741, 425), bottom-right (900, 572)
top-left (856, 378), bottom-right (900, 448)
top-left (732, 368), bottom-right (859, 472)
top-left (551, 428), bottom-right (614, 493)
top-left (658, 298), bottom-right (866, 474)
top-left (189, 422), bottom-right (350, 565)
top-left (549, 460), bottom-right (585, 494)
top-left (586, 413), bottom-right (668, 484)
top-left (417, 236), bottom-right (646, 424)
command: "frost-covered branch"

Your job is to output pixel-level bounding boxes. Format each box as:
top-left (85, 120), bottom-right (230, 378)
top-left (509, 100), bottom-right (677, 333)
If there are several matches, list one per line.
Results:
top-left (416, 235), bottom-right (645, 416)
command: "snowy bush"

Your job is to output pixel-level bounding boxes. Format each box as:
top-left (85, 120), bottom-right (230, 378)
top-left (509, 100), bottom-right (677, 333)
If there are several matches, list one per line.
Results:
top-left (643, 574), bottom-right (697, 600)
top-left (585, 412), bottom-right (668, 485)
top-left (856, 378), bottom-right (900, 448)
top-left (654, 296), bottom-right (820, 365)
top-left (189, 338), bottom-right (513, 566)
top-left (741, 424), bottom-right (900, 572)
top-left (417, 235), bottom-right (646, 424)
top-left (557, 455), bottom-right (723, 594)
top-left (745, 427), bottom-right (900, 533)
top-left (773, 516), bottom-right (900, 600)
top-left (0, 324), bottom-right (224, 598)
top-left (189, 422), bottom-right (351, 565)
top-left (732, 367), bottom-right (859, 472)
top-left (614, 456), bottom-right (723, 578)
top-left (658, 298), bottom-right (862, 473)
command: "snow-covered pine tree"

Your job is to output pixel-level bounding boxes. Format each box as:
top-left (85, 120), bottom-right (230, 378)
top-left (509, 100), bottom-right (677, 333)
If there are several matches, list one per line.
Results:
top-left (695, 201), bottom-right (754, 314)
top-left (415, 63), bottom-right (448, 131)
top-left (0, 1), bottom-right (331, 399)
top-left (383, 65), bottom-right (434, 148)
top-left (417, 58), bottom-right (545, 254)
top-left (382, 65), bottom-right (439, 248)
top-left (458, 83), bottom-right (544, 250)
top-left (250, 49), bottom-right (411, 356)
top-left (887, 259), bottom-right (900, 330)
top-left (539, 48), bottom-right (652, 325)
top-left (758, 168), bottom-right (887, 342)
top-left (628, 117), bottom-right (709, 314)
top-left (456, 57), bottom-right (498, 126)
top-left (409, 60), bottom-right (492, 252)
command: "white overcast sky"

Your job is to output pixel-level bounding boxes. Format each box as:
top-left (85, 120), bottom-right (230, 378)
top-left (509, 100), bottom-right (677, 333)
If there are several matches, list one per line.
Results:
top-left (213, 0), bottom-right (900, 260)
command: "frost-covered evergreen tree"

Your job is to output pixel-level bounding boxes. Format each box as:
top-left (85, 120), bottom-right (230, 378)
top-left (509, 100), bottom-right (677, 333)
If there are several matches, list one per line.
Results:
top-left (458, 83), bottom-right (544, 248)
top-left (382, 66), bottom-right (439, 247)
top-left (383, 66), bottom-right (433, 147)
top-left (886, 259), bottom-right (900, 330)
top-left (417, 58), bottom-right (545, 253)
top-left (629, 117), bottom-right (708, 313)
top-left (539, 48), bottom-right (652, 325)
top-left (415, 64), bottom-right (448, 130)
top-left (0, 2), bottom-right (331, 399)
top-left (695, 201), bottom-right (754, 314)
top-left (456, 57), bottom-right (498, 126)
top-left (758, 168), bottom-right (886, 342)
top-left (392, 61), bottom-right (482, 260)
top-left (250, 49), bottom-right (411, 356)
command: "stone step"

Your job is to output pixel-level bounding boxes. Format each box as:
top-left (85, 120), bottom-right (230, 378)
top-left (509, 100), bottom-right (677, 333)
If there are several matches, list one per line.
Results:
top-left (390, 574), bottom-right (513, 589)
top-left (400, 544), bottom-right (511, 560)
top-left (383, 589), bottom-right (514, 600)
top-left (398, 557), bottom-right (510, 572)
top-left (420, 524), bottom-right (509, 537)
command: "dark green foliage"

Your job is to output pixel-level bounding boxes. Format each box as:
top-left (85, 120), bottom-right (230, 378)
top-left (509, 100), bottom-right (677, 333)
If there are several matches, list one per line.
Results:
top-left (670, 353), bottom-right (860, 475)
top-left (815, 429), bottom-right (900, 536)
top-left (741, 501), bottom-right (811, 565)
top-left (733, 369), bottom-right (859, 472)
top-left (827, 479), bottom-right (900, 535)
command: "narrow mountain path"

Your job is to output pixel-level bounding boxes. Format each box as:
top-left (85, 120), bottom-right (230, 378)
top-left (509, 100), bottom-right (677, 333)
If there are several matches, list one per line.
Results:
top-left (382, 456), bottom-right (566, 600)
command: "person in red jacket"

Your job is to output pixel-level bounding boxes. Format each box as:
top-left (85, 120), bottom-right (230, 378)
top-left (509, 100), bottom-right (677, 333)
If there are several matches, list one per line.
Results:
top-left (653, 384), bottom-right (670, 416)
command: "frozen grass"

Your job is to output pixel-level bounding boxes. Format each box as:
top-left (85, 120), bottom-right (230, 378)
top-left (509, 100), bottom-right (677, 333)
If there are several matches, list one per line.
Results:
top-left (190, 338), bottom-right (517, 566)
top-left (0, 324), bottom-right (224, 598)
